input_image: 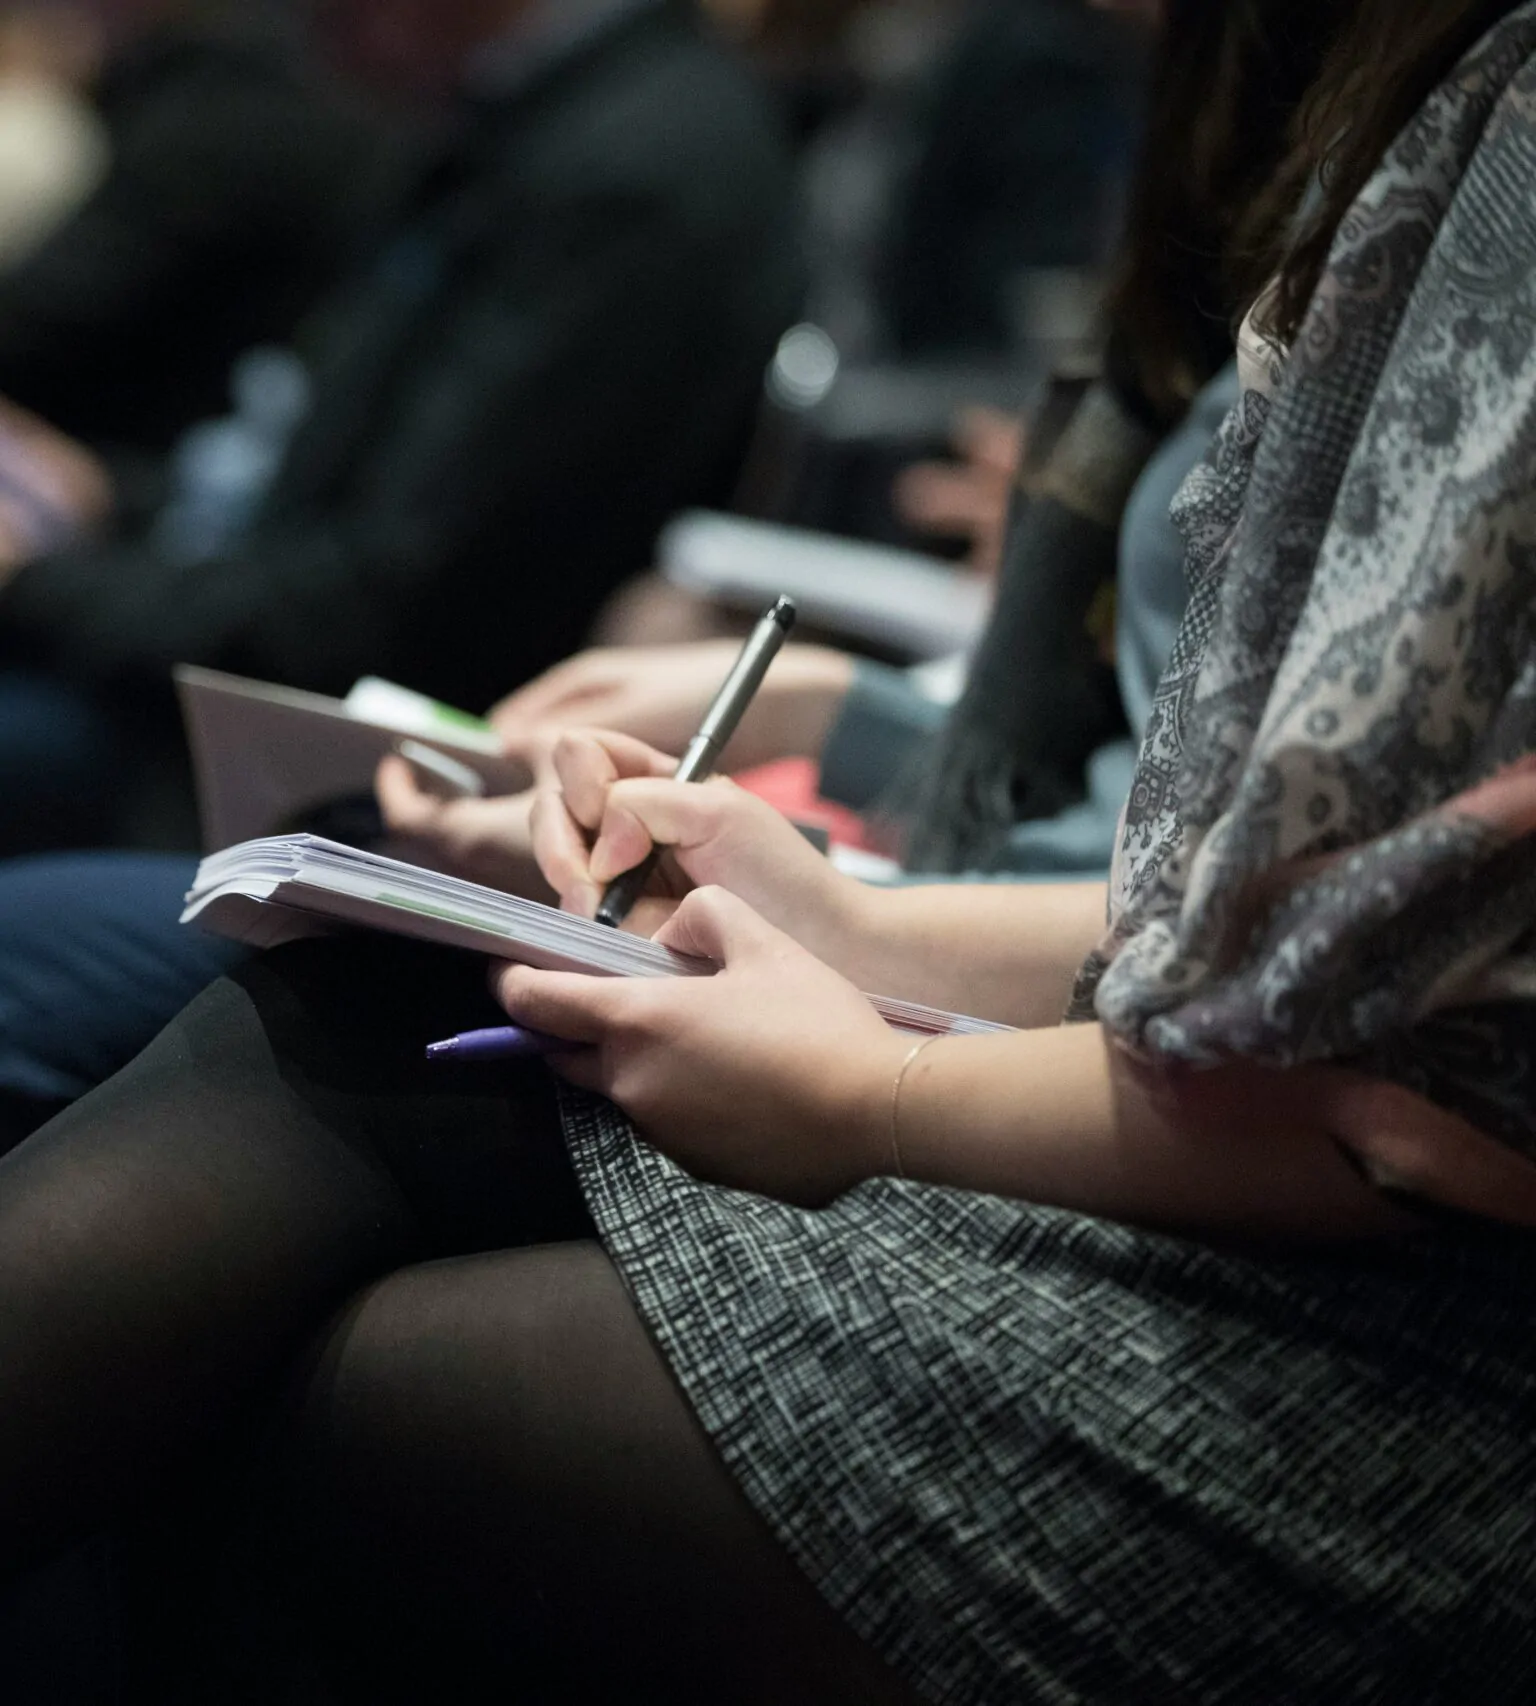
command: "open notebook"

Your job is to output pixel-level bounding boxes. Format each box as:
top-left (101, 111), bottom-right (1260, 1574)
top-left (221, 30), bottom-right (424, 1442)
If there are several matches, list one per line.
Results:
top-left (184, 835), bottom-right (1008, 1040)
top-left (175, 665), bottom-right (524, 851)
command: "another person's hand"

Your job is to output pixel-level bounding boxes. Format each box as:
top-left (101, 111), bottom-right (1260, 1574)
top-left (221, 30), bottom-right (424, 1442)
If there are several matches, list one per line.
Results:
top-left (493, 885), bottom-right (909, 1205)
top-left (892, 404), bottom-right (1023, 578)
top-left (375, 754), bottom-right (554, 899)
top-left (529, 727), bottom-right (868, 961)
top-left (489, 641), bottom-right (854, 773)
top-left (0, 396), bottom-right (112, 585)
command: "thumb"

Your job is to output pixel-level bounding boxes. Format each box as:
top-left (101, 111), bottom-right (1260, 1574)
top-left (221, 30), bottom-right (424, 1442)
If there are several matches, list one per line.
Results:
top-left (492, 961), bottom-right (631, 1044)
top-left (652, 884), bottom-right (779, 966)
top-left (375, 752), bottom-right (440, 830)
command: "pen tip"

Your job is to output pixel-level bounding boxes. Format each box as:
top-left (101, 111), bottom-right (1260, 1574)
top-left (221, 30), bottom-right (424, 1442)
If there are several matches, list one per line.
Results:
top-left (424, 1040), bottom-right (456, 1060)
top-left (769, 596), bottom-right (798, 631)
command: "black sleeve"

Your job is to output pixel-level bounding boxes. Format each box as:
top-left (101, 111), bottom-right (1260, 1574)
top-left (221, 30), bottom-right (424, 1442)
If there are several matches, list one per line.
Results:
top-left (0, 176), bottom-right (766, 701)
top-left (0, 49), bottom-right (388, 451)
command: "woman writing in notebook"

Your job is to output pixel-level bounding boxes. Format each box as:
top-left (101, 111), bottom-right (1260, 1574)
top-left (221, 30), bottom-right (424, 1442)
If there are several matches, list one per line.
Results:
top-left (3, 1), bottom-right (1536, 1701)
top-left (0, 0), bottom-right (1314, 1146)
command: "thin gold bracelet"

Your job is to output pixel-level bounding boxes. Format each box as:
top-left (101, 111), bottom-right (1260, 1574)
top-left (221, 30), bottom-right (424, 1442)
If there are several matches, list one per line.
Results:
top-left (889, 1035), bottom-right (943, 1180)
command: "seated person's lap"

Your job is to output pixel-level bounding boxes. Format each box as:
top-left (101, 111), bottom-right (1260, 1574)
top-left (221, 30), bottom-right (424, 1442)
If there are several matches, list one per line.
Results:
top-left (0, 935), bottom-right (917, 1703)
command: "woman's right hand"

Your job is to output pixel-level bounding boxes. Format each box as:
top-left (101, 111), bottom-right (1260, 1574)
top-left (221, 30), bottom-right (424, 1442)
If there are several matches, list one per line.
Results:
top-left (489, 641), bottom-right (854, 773)
top-left (530, 727), bottom-right (872, 970)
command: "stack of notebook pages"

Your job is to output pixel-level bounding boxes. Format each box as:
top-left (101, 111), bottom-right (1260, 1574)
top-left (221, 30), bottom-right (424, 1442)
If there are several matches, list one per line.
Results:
top-left (184, 836), bottom-right (1008, 1040)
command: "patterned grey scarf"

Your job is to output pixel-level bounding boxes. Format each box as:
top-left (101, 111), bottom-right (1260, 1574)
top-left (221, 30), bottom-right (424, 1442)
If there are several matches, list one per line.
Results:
top-left (1075, 4), bottom-right (1536, 1180)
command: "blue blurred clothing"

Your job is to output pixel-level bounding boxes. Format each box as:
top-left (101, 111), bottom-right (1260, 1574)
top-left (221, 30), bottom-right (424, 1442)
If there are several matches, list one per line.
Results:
top-left (0, 852), bottom-right (234, 1143)
top-left (0, 673), bottom-right (122, 857)
top-left (986, 362), bottom-right (1240, 881)
top-left (1115, 370), bottom-right (1240, 737)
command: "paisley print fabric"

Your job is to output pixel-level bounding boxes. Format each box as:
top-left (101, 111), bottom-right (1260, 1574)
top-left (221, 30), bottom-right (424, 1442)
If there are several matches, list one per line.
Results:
top-left (1076, 4), bottom-right (1536, 1183)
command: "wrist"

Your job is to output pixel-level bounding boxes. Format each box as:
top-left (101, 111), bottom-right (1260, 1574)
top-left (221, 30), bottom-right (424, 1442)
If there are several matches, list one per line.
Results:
top-left (820, 879), bottom-right (906, 993)
top-left (791, 860), bottom-right (889, 984)
top-left (828, 1027), bottom-right (914, 1193)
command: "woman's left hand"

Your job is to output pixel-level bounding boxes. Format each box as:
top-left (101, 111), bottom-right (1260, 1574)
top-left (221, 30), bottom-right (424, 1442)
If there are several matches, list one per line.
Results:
top-left (492, 886), bottom-right (910, 1206)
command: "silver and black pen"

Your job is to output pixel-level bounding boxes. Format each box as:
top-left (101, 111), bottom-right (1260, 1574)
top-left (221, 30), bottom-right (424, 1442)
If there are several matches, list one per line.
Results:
top-left (594, 596), bottom-right (798, 928)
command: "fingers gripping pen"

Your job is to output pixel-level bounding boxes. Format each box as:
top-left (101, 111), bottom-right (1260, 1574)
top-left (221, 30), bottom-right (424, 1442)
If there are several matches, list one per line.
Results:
top-left (594, 596), bottom-right (798, 929)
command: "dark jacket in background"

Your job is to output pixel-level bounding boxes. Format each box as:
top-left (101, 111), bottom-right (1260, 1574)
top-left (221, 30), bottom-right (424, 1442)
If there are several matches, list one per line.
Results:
top-left (0, 11), bottom-right (398, 459)
top-left (0, 3), bottom-right (801, 718)
top-left (881, 0), bottom-right (1141, 355)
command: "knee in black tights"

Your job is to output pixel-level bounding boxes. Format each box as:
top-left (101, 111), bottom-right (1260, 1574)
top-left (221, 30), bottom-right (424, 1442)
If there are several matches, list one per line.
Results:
top-left (0, 938), bottom-right (582, 1576)
top-left (258, 1243), bottom-right (919, 1706)
top-left (0, 936), bottom-right (916, 1701)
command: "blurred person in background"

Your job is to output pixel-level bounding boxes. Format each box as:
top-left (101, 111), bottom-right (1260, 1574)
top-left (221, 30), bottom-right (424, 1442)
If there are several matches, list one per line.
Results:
top-left (852, 0), bottom-right (1141, 361)
top-left (720, 0), bottom-right (1141, 359)
top-left (590, 0), bottom-right (1142, 646)
top-left (0, 0), bottom-right (397, 466)
top-left (0, 0), bottom-right (400, 858)
top-left (0, 0), bottom-right (800, 856)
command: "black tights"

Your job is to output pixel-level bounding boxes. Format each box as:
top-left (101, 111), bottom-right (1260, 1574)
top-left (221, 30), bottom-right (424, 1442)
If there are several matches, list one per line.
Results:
top-left (0, 940), bottom-right (916, 1703)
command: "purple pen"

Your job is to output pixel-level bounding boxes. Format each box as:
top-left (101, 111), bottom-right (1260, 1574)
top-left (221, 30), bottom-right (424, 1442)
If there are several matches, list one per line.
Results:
top-left (425, 1026), bottom-right (567, 1062)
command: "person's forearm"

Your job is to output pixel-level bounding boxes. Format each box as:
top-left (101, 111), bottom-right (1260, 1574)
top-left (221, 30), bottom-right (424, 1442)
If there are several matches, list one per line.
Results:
top-left (887, 1024), bottom-right (1414, 1244)
top-left (832, 880), bottom-right (1108, 1027)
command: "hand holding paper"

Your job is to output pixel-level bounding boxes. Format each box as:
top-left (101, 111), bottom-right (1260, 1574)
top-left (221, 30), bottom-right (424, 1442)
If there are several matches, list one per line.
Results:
top-left (494, 885), bottom-right (911, 1206)
top-left (489, 640), bottom-right (855, 774)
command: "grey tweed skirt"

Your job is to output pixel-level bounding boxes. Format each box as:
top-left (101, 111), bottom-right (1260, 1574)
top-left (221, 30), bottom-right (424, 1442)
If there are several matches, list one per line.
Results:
top-left (561, 1089), bottom-right (1536, 1705)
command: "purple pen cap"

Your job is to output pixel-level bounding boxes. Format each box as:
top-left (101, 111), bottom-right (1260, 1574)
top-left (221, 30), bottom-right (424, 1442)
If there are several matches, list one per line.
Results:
top-left (424, 1026), bottom-right (568, 1062)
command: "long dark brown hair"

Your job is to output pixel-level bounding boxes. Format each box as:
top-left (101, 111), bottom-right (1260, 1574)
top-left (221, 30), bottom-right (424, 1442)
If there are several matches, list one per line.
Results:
top-left (1102, 0), bottom-right (1341, 420)
top-left (1250, 0), bottom-right (1524, 344)
top-left (1105, 0), bottom-right (1525, 418)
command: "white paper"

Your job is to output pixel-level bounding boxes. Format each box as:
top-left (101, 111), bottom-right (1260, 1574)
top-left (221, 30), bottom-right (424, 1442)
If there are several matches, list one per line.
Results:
top-left (185, 835), bottom-right (1010, 1039)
